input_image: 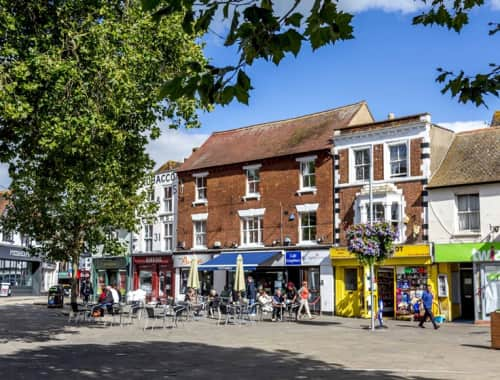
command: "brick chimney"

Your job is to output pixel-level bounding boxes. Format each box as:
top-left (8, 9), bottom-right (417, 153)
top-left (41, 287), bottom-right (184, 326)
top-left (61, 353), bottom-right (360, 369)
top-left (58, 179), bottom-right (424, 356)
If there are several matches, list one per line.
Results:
top-left (491, 111), bottom-right (500, 127)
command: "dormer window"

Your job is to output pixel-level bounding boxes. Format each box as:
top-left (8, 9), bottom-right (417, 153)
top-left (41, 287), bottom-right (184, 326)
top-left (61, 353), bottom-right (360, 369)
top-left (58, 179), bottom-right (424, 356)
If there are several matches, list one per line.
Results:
top-left (243, 164), bottom-right (261, 201)
top-left (296, 156), bottom-right (317, 195)
top-left (192, 172), bottom-right (208, 206)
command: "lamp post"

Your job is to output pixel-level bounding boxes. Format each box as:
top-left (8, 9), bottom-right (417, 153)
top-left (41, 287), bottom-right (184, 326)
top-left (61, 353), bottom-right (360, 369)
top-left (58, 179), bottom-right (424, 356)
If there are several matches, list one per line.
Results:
top-left (368, 145), bottom-right (375, 331)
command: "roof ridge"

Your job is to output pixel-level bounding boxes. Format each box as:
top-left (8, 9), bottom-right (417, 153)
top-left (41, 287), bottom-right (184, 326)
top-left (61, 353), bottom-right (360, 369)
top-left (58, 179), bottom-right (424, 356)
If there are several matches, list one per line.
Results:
top-left (347, 112), bottom-right (429, 129)
top-left (457, 125), bottom-right (500, 135)
top-left (211, 101), bottom-right (366, 135)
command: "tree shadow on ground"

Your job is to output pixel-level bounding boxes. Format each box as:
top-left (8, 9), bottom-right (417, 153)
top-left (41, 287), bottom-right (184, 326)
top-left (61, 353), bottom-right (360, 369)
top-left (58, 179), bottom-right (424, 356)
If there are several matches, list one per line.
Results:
top-left (0, 305), bottom-right (85, 343)
top-left (461, 344), bottom-right (495, 350)
top-left (0, 340), bottom-right (438, 380)
top-left (296, 320), bottom-right (341, 326)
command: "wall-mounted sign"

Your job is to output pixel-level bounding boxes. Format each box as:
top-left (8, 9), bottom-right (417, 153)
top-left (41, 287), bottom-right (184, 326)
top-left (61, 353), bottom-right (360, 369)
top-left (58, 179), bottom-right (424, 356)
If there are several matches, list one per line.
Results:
top-left (435, 243), bottom-right (500, 263)
top-left (173, 254), bottom-right (212, 268)
top-left (133, 255), bottom-right (172, 265)
top-left (285, 251), bottom-right (302, 266)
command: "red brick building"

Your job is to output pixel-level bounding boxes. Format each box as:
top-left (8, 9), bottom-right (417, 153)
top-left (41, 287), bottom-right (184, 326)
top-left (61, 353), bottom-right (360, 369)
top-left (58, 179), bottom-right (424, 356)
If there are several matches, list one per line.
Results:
top-left (174, 102), bottom-right (374, 312)
top-left (331, 113), bottom-right (454, 319)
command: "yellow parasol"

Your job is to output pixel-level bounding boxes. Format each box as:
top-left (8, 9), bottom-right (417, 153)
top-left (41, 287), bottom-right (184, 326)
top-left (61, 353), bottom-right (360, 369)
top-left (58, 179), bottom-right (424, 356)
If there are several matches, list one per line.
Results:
top-left (187, 256), bottom-right (200, 290)
top-left (233, 254), bottom-right (246, 296)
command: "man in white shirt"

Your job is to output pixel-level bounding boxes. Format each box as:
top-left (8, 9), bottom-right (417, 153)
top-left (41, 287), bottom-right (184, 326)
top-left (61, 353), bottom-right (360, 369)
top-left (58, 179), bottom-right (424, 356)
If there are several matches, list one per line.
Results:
top-left (109, 285), bottom-right (120, 303)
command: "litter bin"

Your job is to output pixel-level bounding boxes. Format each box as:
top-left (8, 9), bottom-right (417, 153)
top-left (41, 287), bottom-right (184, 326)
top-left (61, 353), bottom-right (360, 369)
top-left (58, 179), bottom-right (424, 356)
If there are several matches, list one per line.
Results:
top-left (48, 285), bottom-right (65, 308)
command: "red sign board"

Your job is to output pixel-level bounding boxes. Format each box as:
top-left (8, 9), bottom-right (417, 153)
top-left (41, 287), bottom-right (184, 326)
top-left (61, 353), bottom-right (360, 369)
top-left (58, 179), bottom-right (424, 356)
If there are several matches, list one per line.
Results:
top-left (133, 256), bottom-right (172, 265)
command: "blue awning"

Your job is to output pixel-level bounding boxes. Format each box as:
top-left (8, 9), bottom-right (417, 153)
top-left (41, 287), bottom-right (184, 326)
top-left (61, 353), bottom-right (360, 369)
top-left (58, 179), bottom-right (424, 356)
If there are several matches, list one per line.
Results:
top-left (199, 251), bottom-right (282, 271)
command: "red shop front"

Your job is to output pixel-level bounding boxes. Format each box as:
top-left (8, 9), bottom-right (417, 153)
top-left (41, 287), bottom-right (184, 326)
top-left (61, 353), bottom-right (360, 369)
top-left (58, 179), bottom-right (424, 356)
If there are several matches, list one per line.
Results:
top-left (132, 255), bottom-right (174, 303)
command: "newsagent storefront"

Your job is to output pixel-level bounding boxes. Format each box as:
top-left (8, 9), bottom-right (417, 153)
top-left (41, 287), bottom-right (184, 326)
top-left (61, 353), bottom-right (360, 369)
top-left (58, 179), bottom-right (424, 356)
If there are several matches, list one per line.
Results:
top-left (132, 255), bottom-right (174, 302)
top-left (435, 242), bottom-right (500, 322)
top-left (331, 244), bottom-right (438, 319)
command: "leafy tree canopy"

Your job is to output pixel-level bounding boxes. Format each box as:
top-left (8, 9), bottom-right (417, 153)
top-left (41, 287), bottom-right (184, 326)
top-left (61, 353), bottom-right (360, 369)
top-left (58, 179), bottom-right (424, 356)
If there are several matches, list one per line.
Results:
top-left (0, 0), bottom-right (205, 292)
top-left (146, 0), bottom-right (498, 108)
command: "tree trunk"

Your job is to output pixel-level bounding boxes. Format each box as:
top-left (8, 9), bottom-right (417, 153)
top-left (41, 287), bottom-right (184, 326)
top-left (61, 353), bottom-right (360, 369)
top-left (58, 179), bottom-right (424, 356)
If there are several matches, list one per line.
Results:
top-left (71, 254), bottom-right (80, 309)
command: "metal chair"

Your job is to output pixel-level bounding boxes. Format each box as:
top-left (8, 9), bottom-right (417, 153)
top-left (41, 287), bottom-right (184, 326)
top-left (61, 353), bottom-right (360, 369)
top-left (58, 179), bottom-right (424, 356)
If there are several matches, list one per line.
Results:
top-left (143, 306), bottom-right (167, 331)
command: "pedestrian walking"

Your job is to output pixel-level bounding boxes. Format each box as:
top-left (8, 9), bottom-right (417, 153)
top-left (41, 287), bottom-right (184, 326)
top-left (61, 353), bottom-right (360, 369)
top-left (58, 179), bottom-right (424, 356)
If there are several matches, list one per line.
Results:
top-left (297, 281), bottom-right (313, 320)
top-left (246, 276), bottom-right (257, 315)
top-left (419, 284), bottom-right (439, 330)
top-left (377, 296), bottom-right (386, 328)
top-left (80, 279), bottom-right (93, 304)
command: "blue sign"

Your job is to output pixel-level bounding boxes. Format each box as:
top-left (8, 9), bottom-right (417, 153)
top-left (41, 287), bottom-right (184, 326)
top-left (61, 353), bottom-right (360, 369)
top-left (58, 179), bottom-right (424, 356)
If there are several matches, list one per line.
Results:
top-left (285, 251), bottom-right (302, 266)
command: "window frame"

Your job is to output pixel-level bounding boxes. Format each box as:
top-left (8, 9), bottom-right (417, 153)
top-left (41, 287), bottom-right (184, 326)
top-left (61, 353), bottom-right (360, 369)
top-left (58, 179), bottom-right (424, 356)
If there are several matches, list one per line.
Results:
top-left (243, 164), bottom-right (261, 200)
top-left (352, 147), bottom-right (371, 183)
top-left (192, 172), bottom-right (209, 205)
top-left (296, 155), bottom-right (317, 194)
top-left (240, 215), bottom-right (264, 247)
top-left (164, 222), bottom-right (174, 251)
top-left (298, 211), bottom-right (317, 245)
top-left (163, 186), bottom-right (173, 213)
top-left (456, 193), bottom-right (480, 232)
top-left (387, 141), bottom-right (409, 178)
top-left (193, 220), bottom-right (207, 249)
top-left (144, 224), bottom-right (153, 253)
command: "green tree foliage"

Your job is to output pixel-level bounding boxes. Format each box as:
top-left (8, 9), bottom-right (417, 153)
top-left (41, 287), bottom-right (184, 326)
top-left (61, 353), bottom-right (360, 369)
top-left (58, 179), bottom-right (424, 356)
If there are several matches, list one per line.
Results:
top-left (0, 1), bottom-right (205, 301)
top-left (146, 0), bottom-right (498, 107)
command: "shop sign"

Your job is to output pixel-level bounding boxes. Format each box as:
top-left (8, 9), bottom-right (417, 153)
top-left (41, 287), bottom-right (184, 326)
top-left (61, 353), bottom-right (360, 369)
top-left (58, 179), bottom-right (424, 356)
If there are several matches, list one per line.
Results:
top-left (302, 250), bottom-right (330, 266)
top-left (435, 243), bottom-right (500, 263)
top-left (10, 249), bottom-right (29, 258)
top-left (93, 256), bottom-right (127, 270)
top-left (134, 256), bottom-right (172, 265)
top-left (173, 254), bottom-right (212, 268)
top-left (285, 251), bottom-right (302, 266)
top-left (330, 245), bottom-right (430, 259)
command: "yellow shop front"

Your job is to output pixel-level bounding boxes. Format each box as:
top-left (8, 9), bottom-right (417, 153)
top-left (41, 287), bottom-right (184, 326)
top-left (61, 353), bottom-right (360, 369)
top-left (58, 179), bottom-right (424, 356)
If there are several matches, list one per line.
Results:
top-left (331, 244), bottom-right (440, 319)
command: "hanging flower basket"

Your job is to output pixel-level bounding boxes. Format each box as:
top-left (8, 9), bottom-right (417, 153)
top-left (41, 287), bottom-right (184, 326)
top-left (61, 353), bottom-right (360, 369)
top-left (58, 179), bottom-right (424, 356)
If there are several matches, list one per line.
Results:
top-left (346, 222), bottom-right (398, 265)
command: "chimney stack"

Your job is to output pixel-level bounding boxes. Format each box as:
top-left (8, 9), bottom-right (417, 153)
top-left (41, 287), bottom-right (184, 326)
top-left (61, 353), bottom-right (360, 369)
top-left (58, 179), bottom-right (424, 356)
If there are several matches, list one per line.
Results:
top-left (388, 113), bottom-right (395, 120)
top-left (491, 111), bottom-right (500, 127)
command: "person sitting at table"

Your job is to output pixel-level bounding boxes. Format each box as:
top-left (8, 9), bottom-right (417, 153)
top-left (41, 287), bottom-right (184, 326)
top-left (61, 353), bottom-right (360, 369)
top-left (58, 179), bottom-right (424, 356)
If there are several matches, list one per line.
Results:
top-left (207, 288), bottom-right (220, 316)
top-left (257, 287), bottom-right (273, 313)
top-left (272, 288), bottom-right (285, 322)
top-left (220, 285), bottom-right (233, 301)
top-left (184, 287), bottom-right (197, 303)
top-left (93, 286), bottom-right (114, 317)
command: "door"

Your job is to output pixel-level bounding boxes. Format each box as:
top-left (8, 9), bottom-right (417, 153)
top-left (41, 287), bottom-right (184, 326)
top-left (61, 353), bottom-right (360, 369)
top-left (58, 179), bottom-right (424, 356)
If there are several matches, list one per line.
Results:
top-left (337, 267), bottom-right (362, 317)
top-left (460, 269), bottom-right (474, 319)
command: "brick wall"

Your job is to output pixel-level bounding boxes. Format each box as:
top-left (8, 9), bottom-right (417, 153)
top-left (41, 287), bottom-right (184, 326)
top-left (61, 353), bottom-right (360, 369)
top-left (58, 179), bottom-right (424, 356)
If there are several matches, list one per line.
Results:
top-left (373, 144), bottom-right (384, 180)
top-left (410, 138), bottom-right (423, 177)
top-left (338, 149), bottom-right (348, 184)
top-left (177, 151), bottom-right (334, 249)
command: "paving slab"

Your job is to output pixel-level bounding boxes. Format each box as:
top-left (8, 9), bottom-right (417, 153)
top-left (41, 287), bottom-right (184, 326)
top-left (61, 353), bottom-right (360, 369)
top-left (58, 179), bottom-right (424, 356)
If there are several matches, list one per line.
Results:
top-left (0, 304), bottom-right (496, 379)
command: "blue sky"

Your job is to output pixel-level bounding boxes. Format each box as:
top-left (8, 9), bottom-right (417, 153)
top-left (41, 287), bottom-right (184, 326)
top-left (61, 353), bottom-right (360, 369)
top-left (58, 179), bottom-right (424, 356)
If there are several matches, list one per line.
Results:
top-left (1, 1), bottom-right (499, 186)
top-left (146, 0), bottom-right (499, 170)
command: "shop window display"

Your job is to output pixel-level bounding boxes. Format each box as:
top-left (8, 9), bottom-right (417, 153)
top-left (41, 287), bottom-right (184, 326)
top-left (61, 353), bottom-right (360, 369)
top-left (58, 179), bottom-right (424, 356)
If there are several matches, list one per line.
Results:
top-left (395, 266), bottom-right (427, 319)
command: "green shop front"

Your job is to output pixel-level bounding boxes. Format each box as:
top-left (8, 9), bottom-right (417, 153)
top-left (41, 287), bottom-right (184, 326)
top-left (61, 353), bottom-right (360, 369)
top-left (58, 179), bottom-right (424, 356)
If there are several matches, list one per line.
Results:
top-left (435, 243), bottom-right (500, 322)
top-left (92, 256), bottom-right (129, 299)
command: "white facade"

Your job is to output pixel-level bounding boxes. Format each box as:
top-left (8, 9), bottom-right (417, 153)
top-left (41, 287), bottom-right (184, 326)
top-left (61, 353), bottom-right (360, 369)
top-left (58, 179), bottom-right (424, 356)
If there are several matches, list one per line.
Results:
top-left (134, 169), bottom-right (178, 254)
top-left (428, 183), bottom-right (500, 243)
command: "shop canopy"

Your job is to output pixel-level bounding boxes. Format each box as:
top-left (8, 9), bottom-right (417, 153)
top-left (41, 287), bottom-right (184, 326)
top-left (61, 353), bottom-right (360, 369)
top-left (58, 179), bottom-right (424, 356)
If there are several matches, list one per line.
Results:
top-left (199, 251), bottom-right (281, 271)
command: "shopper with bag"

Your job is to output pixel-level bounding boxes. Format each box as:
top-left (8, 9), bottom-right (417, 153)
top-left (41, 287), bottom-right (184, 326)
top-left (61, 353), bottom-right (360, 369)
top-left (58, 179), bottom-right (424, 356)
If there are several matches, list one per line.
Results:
top-left (419, 284), bottom-right (439, 330)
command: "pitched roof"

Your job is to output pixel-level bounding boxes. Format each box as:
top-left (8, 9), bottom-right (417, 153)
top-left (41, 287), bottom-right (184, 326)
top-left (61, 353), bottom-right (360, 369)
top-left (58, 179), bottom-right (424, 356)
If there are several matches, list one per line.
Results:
top-left (427, 127), bottom-right (500, 188)
top-left (177, 101), bottom-right (369, 172)
top-left (155, 160), bottom-right (181, 174)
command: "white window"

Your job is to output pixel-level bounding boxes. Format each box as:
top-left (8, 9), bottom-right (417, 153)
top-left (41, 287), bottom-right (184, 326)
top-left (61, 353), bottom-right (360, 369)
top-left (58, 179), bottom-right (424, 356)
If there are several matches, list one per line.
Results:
top-left (192, 172), bottom-right (208, 204)
top-left (144, 224), bottom-right (153, 252)
top-left (163, 186), bottom-right (173, 213)
top-left (193, 220), bottom-right (207, 249)
top-left (296, 156), bottom-right (317, 193)
top-left (390, 202), bottom-right (401, 233)
top-left (457, 194), bottom-right (480, 232)
top-left (164, 222), bottom-right (173, 251)
top-left (366, 203), bottom-right (385, 223)
top-left (2, 230), bottom-right (14, 242)
top-left (354, 148), bottom-right (370, 181)
top-left (241, 216), bottom-right (263, 246)
top-left (244, 164), bottom-right (261, 197)
top-left (299, 211), bottom-right (317, 244)
top-left (147, 189), bottom-right (155, 202)
top-left (389, 142), bottom-right (408, 178)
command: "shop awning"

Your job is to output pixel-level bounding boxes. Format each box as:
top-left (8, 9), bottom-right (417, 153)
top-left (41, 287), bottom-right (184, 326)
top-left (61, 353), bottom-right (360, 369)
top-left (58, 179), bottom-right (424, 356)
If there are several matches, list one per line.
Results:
top-left (199, 251), bottom-right (282, 271)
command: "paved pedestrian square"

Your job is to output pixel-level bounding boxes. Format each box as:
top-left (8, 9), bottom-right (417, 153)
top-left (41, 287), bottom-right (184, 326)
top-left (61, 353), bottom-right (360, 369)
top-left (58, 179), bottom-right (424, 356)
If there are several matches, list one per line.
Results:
top-left (0, 300), bottom-right (497, 379)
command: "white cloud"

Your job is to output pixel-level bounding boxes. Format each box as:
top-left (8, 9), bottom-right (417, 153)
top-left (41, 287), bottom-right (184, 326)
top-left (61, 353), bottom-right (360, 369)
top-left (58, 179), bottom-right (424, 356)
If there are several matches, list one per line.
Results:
top-left (147, 129), bottom-right (209, 169)
top-left (337, 0), bottom-right (425, 13)
top-left (437, 120), bottom-right (489, 133)
top-left (491, 0), bottom-right (500, 10)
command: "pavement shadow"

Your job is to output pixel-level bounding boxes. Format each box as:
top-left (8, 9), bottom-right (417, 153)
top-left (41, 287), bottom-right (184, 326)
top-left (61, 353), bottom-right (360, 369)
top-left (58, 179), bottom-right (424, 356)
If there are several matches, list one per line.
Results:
top-left (461, 344), bottom-right (495, 350)
top-left (0, 304), bottom-right (91, 343)
top-left (296, 320), bottom-right (341, 326)
top-left (0, 340), bottom-right (438, 380)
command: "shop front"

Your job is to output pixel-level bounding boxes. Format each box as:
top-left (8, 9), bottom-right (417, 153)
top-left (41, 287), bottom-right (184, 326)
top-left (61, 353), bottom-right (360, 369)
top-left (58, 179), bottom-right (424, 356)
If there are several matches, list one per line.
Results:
top-left (132, 255), bottom-right (174, 302)
top-left (0, 245), bottom-right (42, 295)
top-left (92, 256), bottom-right (129, 299)
top-left (197, 249), bottom-right (333, 313)
top-left (435, 242), bottom-right (500, 322)
top-left (173, 253), bottom-right (214, 299)
top-left (331, 244), bottom-right (437, 319)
